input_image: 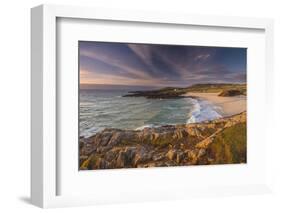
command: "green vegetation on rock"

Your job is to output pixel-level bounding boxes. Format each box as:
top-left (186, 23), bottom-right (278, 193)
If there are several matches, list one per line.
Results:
top-left (206, 123), bottom-right (246, 164)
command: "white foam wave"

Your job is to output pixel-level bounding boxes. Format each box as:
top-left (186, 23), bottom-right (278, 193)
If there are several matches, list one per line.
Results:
top-left (186, 98), bottom-right (222, 124)
top-left (135, 124), bottom-right (158, 130)
top-left (80, 126), bottom-right (104, 138)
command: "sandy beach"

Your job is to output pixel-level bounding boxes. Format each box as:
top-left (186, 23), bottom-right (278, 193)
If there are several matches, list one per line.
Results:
top-left (185, 92), bottom-right (246, 117)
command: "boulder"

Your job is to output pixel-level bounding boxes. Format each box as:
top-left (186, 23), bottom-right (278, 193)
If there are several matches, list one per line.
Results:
top-left (152, 153), bottom-right (165, 161)
top-left (218, 89), bottom-right (244, 97)
top-left (166, 149), bottom-right (176, 161)
top-left (176, 151), bottom-right (185, 164)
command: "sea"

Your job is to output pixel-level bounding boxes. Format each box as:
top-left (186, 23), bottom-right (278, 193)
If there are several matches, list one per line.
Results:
top-left (80, 87), bottom-right (223, 138)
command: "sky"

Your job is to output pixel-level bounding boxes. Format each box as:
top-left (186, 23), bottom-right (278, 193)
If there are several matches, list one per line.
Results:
top-left (79, 41), bottom-right (246, 87)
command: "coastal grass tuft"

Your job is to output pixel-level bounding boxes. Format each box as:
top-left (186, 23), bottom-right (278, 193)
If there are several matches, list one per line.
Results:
top-left (207, 123), bottom-right (246, 164)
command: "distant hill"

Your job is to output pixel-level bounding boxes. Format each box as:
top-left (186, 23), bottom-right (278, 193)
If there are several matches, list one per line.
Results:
top-left (123, 83), bottom-right (247, 99)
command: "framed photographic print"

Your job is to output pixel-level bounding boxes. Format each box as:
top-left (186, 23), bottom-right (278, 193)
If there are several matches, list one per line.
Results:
top-left (79, 41), bottom-right (247, 170)
top-left (31, 4), bottom-right (274, 208)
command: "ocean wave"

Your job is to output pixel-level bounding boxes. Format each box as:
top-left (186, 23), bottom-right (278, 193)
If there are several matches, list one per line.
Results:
top-left (80, 126), bottom-right (104, 138)
top-left (186, 98), bottom-right (222, 124)
top-left (135, 124), bottom-right (159, 130)
top-left (80, 91), bottom-right (223, 137)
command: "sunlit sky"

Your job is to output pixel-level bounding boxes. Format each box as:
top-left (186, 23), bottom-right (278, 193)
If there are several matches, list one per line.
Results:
top-left (79, 41), bottom-right (246, 87)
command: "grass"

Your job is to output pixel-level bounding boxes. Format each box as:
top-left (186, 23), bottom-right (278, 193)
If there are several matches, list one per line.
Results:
top-left (185, 83), bottom-right (246, 94)
top-left (124, 83), bottom-right (247, 98)
top-left (206, 123), bottom-right (247, 164)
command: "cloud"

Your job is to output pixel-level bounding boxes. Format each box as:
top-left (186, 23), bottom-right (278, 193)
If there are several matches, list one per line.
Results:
top-left (80, 49), bottom-right (151, 80)
top-left (79, 42), bottom-right (246, 87)
top-left (195, 54), bottom-right (210, 61)
top-left (127, 44), bottom-right (182, 78)
top-left (80, 68), bottom-right (173, 86)
top-left (223, 72), bottom-right (247, 82)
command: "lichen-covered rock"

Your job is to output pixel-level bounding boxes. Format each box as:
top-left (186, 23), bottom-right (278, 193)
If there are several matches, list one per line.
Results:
top-left (219, 89), bottom-right (244, 97)
top-left (176, 151), bottom-right (185, 164)
top-left (166, 149), bottom-right (177, 161)
top-left (134, 149), bottom-right (153, 166)
top-left (152, 153), bottom-right (165, 161)
top-left (79, 112), bottom-right (246, 169)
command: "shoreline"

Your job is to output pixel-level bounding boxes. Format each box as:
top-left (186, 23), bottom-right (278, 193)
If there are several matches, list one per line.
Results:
top-left (80, 93), bottom-right (246, 138)
top-left (184, 92), bottom-right (246, 117)
top-left (80, 91), bottom-right (247, 139)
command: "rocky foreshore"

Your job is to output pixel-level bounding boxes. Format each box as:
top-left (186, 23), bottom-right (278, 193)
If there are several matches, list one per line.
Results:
top-left (80, 111), bottom-right (247, 170)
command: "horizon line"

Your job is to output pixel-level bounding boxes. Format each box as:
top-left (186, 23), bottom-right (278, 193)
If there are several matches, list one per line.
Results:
top-left (80, 82), bottom-right (247, 86)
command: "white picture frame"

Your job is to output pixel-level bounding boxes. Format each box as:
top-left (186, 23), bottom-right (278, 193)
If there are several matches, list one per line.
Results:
top-left (31, 4), bottom-right (274, 208)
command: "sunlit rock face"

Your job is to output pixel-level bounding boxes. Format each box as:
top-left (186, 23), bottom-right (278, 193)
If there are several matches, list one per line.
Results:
top-left (79, 112), bottom-right (247, 170)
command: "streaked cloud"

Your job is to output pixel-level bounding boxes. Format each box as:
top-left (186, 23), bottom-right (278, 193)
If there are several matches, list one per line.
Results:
top-left (79, 41), bottom-right (246, 86)
top-left (195, 54), bottom-right (211, 61)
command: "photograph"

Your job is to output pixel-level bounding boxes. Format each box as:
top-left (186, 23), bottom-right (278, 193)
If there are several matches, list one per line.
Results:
top-left (79, 41), bottom-right (247, 170)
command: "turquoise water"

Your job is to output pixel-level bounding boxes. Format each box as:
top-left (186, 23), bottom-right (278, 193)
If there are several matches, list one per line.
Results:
top-left (79, 89), bottom-right (222, 138)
